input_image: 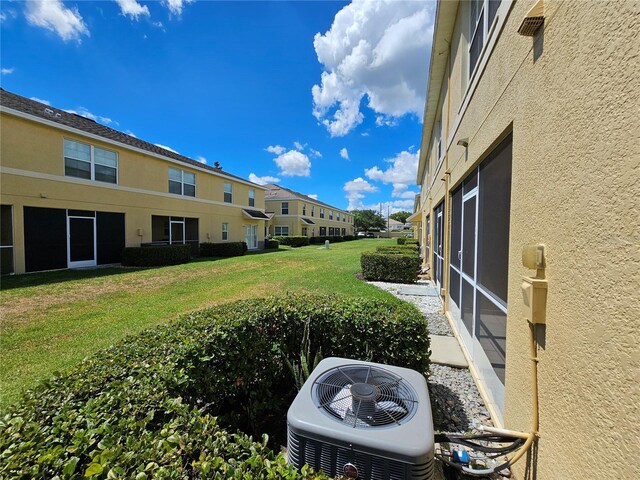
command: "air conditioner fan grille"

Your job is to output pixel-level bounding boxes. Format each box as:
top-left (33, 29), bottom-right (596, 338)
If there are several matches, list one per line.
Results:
top-left (312, 364), bottom-right (418, 428)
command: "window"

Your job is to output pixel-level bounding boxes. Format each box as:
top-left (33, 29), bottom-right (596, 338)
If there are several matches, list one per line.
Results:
top-left (64, 139), bottom-right (118, 184)
top-left (281, 202), bottom-right (289, 215)
top-left (222, 223), bottom-right (228, 240)
top-left (168, 168), bottom-right (196, 197)
top-left (302, 227), bottom-right (308, 236)
top-left (469, 0), bottom-right (501, 78)
top-left (436, 118), bottom-right (442, 161)
top-left (319, 226), bottom-right (326, 236)
top-left (224, 182), bottom-right (233, 203)
top-left (302, 204), bottom-right (307, 215)
top-left (311, 206), bottom-right (315, 217)
top-left (152, 216), bottom-right (198, 255)
top-left (329, 210), bottom-right (333, 220)
top-left (248, 189), bottom-right (255, 207)
top-left (275, 226), bottom-right (289, 236)
top-left (320, 208), bottom-right (325, 219)
top-left (343, 214), bottom-right (346, 222)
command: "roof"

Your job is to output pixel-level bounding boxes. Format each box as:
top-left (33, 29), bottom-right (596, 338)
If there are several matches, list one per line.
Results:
top-left (0, 88), bottom-right (262, 188)
top-left (416, 0), bottom-right (460, 185)
top-left (263, 184), bottom-right (348, 214)
top-left (301, 218), bottom-right (315, 225)
top-left (242, 209), bottom-right (270, 220)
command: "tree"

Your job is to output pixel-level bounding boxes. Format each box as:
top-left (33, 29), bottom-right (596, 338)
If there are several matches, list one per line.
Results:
top-left (389, 210), bottom-right (412, 224)
top-left (352, 209), bottom-right (386, 231)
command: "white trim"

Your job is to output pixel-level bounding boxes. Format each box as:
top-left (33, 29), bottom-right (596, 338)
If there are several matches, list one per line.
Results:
top-left (0, 106), bottom-right (266, 190)
top-left (66, 211), bottom-right (97, 268)
top-left (1, 167), bottom-right (267, 213)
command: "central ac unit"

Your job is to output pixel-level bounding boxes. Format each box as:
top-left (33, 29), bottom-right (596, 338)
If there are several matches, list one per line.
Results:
top-left (287, 357), bottom-right (434, 480)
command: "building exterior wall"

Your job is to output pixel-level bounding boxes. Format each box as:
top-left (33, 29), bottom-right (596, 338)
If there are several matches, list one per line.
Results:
top-left (265, 198), bottom-right (354, 237)
top-left (1, 111), bottom-right (267, 273)
top-left (417, 1), bottom-right (639, 479)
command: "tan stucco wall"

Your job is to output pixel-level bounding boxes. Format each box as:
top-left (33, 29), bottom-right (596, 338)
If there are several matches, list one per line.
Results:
top-left (419, 1), bottom-right (639, 478)
top-left (265, 199), bottom-right (354, 237)
top-left (1, 112), bottom-right (267, 273)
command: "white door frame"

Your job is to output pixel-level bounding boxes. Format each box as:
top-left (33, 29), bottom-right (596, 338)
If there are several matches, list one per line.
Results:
top-left (67, 211), bottom-right (97, 268)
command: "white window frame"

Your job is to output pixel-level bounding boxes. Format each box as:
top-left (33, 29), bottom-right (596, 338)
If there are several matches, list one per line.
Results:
top-left (274, 225), bottom-right (289, 236)
top-left (248, 189), bottom-right (255, 207)
top-left (302, 204), bottom-right (307, 215)
top-left (281, 202), bottom-right (289, 215)
top-left (320, 208), bottom-right (325, 219)
top-left (224, 182), bottom-right (233, 203)
top-left (311, 206), bottom-right (315, 217)
top-left (222, 222), bottom-right (228, 240)
top-left (64, 138), bottom-right (118, 184)
top-left (168, 167), bottom-right (196, 197)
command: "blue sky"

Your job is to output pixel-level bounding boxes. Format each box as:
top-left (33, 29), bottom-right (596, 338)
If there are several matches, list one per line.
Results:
top-left (1, 0), bottom-right (435, 213)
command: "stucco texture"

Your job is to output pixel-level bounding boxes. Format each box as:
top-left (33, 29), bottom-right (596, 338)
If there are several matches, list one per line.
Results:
top-left (419, 1), bottom-right (639, 478)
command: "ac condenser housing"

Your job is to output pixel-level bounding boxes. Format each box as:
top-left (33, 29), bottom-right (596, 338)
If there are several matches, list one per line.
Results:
top-left (287, 357), bottom-right (434, 480)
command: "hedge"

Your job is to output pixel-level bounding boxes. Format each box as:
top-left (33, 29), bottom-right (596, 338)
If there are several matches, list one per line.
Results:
top-left (265, 238), bottom-right (280, 249)
top-left (200, 241), bottom-right (247, 257)
top-left (361, 251), bottom-right (421, 283)
top-left (376, 245), bottom-right (419, 255)
top-left (122, 244), bottom-right (191, 267)
top-left (273, 236), bottom-right (309, 247)
top-left (405, 238), bottom-right (419, 246)
top-left (397, 237), bottom-right (406, 245)
top-left (0, 294), bottom-right (429, 479)
top-left (309, 235), bottom-right (343, 244)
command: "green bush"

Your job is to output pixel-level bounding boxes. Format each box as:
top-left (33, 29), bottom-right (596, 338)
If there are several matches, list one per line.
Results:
top-left (122, 244), bottom-right (191, 267)
top-left (273, 236), bottom-right (309, 247)
top-left (343, 235), bottom-right (357, 241)
top-left (397, 237), bottom-right (406, 245)
top-left (0, 294), bottom-right (429, 479)
top-left (309, 236), bottom-right (344, 244)
top-left (265, 238), bottom-right (280, 249)
top-left (405, 238), bottom-right (419, 246)
top-left (361, 252), bottom-right (421, 283)
top-left (200, 241), bottom-right (247, 257)
top-left (376, 245), bottom-right (419, 255)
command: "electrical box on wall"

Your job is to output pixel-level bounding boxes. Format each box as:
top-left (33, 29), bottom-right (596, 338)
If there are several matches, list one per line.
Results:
top-left (521, 276), bottom-right (547, 324)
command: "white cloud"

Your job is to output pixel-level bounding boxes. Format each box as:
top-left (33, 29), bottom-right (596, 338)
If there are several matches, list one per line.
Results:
top-left (358, 200), bottom-right (414, 214)
top-left (115, 0), bottom-right (150, 20)
top-left (307, 194), bottom-right (319, 200)
top-left (195, 156), bottom-right (207, 164)
top-left (125, 130), bottom-right (137, 137)
top-left (1, 67), bottom-right (14, 75)
top-left (365, 149), bottom-right (419, 188)
top-left (30, 97), bottom-right (50, 105)
top-left (1, 9), bottom-right (17, 23)
top-left (65, 107), bottom-right (116, 126)
top-left (294, 141), bottom-right (306, 151)
top-left (273, 150), bottom-right (311, 177)
top-left (25, 0), bottom-right (89, 42)
top-left (164, 0), bottom-right (194, 16)
top-left (375, 115), bottom-right (399, 128)
top-left (312, 0), bottom-right (434, 136)
top-left (155, 143), bottom-right (179, 154)
top-left (249, 173), bottom-right (281, 186)
top-left (361, 132), bottom-right (370, 137)
top-left (343, 177), bottom-right (378, 210)
top-left (309, 148), bottom-right (323, 158)
top-left (265, 145), bottom-right (286, 155)
top-left (340, 147), bottom-right (349, 160)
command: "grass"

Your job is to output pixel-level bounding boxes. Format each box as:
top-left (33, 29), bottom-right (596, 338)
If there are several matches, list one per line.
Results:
top-left (0, 239), bottom-right (395, 409)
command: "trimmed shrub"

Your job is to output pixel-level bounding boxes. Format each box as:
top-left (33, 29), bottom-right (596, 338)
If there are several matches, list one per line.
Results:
top-left (122, 244), bottom-right (191, 267)
top-left (361, 251), bottom-right (421, 283)
top-left (397, 237), bottom-right (406, 245)
top-left (0, 294), bottom-right (429, 479)
top-left (343, 235), bottom-right (357, 241)
top-left (200, 241), bottom-right (246, 257)
top-left (273, 236), bottom-right (310, 247)
top-left (265, 238), bottom-right (280, 249)
top-left (405, 238), bottom-right (419, 246)
top-left (309, 235), bottom-right (344, 244)
top-left (376, 245), bottom-right (419, 255)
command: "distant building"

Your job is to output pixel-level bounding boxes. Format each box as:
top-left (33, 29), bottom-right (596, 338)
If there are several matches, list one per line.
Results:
top-left (0, 89), bottom-right (269, 274)
top-left (263, 184), bottom-right (354, 237)
top-left (385, 218), bottom-right (405, 231)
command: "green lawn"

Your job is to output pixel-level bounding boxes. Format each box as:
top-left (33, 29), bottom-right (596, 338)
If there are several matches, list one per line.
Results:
top-left (0, 239), bottom-right (395, 409)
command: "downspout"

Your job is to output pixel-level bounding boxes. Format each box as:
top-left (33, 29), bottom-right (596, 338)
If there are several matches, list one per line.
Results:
top-left (441, 38), bottom-right (453, 310)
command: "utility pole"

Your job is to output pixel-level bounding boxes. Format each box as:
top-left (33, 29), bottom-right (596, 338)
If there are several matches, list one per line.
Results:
top-left (387, 204), bottom-right (390, 235)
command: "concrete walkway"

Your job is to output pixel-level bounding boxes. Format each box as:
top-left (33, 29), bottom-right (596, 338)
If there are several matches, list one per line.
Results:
top-left (430, 335), bottom-right (468, 368)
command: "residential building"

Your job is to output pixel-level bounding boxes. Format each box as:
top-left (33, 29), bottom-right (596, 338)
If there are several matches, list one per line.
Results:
top-left (264, 184), bottom-right (354, 238)
top-left (0, 89), bottom-right (269, 275)
top-left (414, 1), bottom-right (637, 479)
top-left (385, 218), bottom-right (405, 231)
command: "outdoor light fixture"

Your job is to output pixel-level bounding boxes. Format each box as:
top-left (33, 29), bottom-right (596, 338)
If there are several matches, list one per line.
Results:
top-left (457, 138), bottom-right (469, 148)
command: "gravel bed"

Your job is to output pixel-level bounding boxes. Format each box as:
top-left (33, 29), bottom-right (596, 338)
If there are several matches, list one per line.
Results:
top-left (367, 280), bottom-right (453, 336)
